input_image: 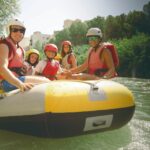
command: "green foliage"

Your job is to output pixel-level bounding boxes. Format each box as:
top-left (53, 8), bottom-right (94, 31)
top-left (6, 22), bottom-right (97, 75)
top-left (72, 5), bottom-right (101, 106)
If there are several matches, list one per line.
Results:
top-left (0, 0), bottom-right (20, 35)
top-left (143, 1), bottom-right (150, 34)
top-left (104, 15), bottom-right (122, 39)
top-left (49, 1), bottom-right (150, 44)
top-left (143, 1), bottom-right (150, 16)
top-left (73, 44), bottom-right (89, 65)
top-left (69, 21), bottom-right (88, 45)
top-left (112, 33), bottom-right (150, 78)
top-left (86, 16), bottom-right (105, 32)
top-left (73, 33), bottom-right (150, 79)
top-left (52, 29), bottom-right (70, 50)
top-left (31, 40), bottom-right (44, 59)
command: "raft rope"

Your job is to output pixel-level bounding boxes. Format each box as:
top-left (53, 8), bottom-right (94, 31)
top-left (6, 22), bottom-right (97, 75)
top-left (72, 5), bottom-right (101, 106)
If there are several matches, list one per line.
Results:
top-left (69, 80), bottom-right (100, 91)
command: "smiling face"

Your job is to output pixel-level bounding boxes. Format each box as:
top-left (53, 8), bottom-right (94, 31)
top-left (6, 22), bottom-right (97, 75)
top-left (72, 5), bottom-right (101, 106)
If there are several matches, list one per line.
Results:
top-left (10, 25), bottom-right (25, 43)
top-left (63, 44), bottom-right (70, 53)
top-left (45, 50), bottom-right (56, 59)
top-left (29, 53), bottom-right (39, 65)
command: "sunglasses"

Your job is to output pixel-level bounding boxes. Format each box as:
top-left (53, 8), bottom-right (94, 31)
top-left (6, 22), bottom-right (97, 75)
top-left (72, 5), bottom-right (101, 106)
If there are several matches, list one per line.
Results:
top-left (10, 28), bottom-right (26, 34)
top-left (88, 36), bottom-right (99, 41)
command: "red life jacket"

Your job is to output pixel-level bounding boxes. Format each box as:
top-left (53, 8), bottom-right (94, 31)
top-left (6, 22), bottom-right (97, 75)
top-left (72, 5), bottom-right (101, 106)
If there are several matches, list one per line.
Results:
top-left (42, 60), bottom-right (59, 80)
top-left (88, 42), bottom-right (119, 77)
top-left (0, 37), bottom-right (25, 79)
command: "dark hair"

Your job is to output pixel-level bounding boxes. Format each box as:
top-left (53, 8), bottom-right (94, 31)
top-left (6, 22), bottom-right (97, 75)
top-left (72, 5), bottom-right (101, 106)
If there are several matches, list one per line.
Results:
top-left (61, 45), bottom-right (73, 58)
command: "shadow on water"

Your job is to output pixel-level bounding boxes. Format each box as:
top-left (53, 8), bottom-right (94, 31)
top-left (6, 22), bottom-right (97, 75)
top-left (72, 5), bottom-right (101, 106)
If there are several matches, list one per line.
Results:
top-left (0, 125), bottom-right (132, 150)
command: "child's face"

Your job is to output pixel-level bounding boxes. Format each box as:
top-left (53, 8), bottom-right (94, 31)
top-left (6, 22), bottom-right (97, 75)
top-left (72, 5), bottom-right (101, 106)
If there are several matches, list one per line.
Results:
top-left (63, 44), bottom-right (70, 53)
top-left (29, 53), bottom-right (38, 64)
top-left (45, 50), bottom-right (56, 58)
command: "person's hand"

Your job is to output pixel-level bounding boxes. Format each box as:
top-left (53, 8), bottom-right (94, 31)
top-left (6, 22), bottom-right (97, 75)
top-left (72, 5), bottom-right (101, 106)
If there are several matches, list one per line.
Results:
top-left (18, 82), bottom-right (34, 92)
top-left (61, 70), bottom-right (72, 78)
top-left (56, 73), bottom-right (67, 80)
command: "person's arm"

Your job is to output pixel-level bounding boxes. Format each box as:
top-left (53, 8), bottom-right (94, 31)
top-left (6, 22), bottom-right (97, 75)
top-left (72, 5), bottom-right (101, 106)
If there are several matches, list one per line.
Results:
top-left (101, 48), bottom-right (116, 78)
top-left (70, 59), bottom-right (88, 74)
top-left (70, 54), bottom-right (77, 68)
top-left (0, 44), bottom-right (33, 91)
top-left (0, 44), bottom-right (22, 86)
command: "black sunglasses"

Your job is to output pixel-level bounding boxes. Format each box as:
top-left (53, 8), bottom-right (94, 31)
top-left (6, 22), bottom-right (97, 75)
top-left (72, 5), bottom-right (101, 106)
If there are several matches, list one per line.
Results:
top-left (10, 28), bottom-right (26, 34)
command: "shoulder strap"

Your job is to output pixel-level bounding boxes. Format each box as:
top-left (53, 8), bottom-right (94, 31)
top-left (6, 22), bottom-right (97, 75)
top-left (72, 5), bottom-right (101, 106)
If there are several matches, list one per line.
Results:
top-left (0, 38), bottom-right (16, 61)
top-left (87, 47), bottom-right (94, 64)
top-left (103, 42), bottom-right (119, 67)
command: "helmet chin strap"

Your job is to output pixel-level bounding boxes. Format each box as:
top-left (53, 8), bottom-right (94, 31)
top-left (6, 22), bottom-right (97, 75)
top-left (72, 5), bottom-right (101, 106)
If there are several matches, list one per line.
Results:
top-left (93, 41), bottom-right (102, 51)
top-left (47, 57), bottom-right (53, 61)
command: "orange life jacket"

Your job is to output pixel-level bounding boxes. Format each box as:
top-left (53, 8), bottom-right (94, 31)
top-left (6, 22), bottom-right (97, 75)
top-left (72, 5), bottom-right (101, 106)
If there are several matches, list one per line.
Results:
top-left (88, 42), bottom-right (119, 77)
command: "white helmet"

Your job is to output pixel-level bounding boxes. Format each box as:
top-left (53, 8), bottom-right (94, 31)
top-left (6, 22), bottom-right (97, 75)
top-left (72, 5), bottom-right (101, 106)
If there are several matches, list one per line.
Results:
top-left (86, 27), bottom-right (102, 38)
top-left (6, 19), bottom-right (26, 35)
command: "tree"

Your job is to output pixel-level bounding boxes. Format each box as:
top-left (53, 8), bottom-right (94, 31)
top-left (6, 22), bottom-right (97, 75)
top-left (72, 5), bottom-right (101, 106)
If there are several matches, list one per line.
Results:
top-left (143, 1), bottom-right (150, 34)
top-left (86, 16), bottom-right (105, 32)
top-left (53, 28), bottom-right (70, 50)
top-left (143, 1), bottom-right (150, 16)
top-left (113, 33), bottom-right (150, 78)
top-left (126, 11), bottom-right (147, 35)
top-left (69, 21), bottom-right (88, 45)
top-left (104, 15), bottom-right (122, 40)
top-left (0, 0), bottom-right (20, 35)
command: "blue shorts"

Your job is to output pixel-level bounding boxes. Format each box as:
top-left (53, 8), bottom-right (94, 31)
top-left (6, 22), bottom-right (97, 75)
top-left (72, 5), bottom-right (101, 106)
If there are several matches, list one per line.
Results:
top-left (1, 76), bottom-right (25, 92)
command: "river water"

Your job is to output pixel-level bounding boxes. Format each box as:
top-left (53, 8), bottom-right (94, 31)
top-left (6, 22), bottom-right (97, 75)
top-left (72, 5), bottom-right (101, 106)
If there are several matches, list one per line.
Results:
top-left (0, 77), bottom-right (149, 150)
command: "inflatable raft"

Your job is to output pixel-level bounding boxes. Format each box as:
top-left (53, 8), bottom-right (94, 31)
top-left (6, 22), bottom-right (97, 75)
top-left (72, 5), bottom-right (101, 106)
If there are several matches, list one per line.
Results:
top-left (0, 80), bottom-right (135, 138)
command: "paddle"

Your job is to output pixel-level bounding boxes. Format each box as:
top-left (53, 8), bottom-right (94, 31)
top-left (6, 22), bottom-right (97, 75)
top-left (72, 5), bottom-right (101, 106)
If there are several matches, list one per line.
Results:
top-left (5, 89), bottom-right (21, 97)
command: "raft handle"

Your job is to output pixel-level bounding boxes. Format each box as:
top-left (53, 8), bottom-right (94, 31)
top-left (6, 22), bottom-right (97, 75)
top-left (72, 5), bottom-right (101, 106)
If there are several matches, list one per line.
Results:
top-left (93, 120), bottom-right (106, 127)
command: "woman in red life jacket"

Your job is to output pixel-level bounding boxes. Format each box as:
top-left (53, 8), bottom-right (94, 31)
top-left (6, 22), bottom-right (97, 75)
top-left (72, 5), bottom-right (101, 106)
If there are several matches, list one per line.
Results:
top-left (0, 19), bottom-right (50, 92)
top-left (64, 27), bottom-right (119, 80)
top-left (61, 40), bottom-right (77, 69)
top-left (24, 49), bottom-right (40, 75)
top-left (34, 44), bottom-right (63, 80)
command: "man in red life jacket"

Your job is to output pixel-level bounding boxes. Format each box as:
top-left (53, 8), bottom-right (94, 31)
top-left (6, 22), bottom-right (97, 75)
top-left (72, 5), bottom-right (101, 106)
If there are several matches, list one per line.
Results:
top-left (0, 19), bottom-right (50, 92)
top-left (64, 27), bottom-right (119, 80)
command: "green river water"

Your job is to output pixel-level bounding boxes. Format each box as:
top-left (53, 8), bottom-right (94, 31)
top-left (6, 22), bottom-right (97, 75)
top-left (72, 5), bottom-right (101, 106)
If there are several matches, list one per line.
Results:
top-left (0, 77), bottom-right (149, 150)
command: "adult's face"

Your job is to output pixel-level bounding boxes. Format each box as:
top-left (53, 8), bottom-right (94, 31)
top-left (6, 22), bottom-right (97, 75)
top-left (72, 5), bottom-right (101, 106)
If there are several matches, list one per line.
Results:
top-left (10, 25), bottom-right (25, 43)
top-left (88, 36), bottom-right (100, 48)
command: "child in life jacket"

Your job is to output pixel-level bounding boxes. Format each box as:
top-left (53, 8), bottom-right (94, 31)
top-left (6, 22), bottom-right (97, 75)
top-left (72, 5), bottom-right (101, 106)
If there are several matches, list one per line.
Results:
top-left (61, 40), bottom-right (77, 69)
top-left (24, 49), bottom-right (40, 75)
top-left (34, 44), bottom-right (64, 80)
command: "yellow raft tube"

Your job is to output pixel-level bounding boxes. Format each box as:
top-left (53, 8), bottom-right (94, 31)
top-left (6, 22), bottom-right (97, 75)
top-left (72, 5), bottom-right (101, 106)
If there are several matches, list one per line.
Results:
top-left (0, 80), bottom-right (135, 137)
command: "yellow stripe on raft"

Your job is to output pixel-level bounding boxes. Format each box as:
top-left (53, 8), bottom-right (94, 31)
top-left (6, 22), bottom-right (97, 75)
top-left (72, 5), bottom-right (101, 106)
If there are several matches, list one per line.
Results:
top-left (45, 80), bottom-right (134, 113)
